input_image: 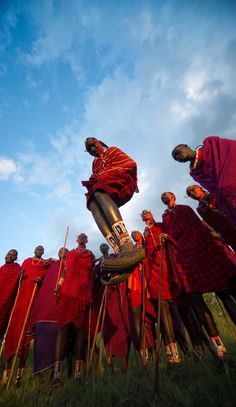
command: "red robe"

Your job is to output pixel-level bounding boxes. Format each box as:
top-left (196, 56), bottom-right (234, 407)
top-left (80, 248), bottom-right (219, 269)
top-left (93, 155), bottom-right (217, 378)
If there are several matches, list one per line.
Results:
top-left (57, 249), bottom-right (94, 330)
top-left (27, 260), bottom-right (64, 374)
top-left (28, 260), bottom-right (63, 329)
top-left (196, 194), bottom-right (236, 252)
top-left (103, 281), bottom-right (137, 358)
top-left (4, 258), bottom-right (49, 363)
top-left (0, 262), bottom-right (21, 335)
top-left (162, 205), bottom-right (236, 293)
top-left (190, 136), bottom-right (236, 230)
top-left (82, 146), bottom-right (138, 208)
top-left (144, 222), bottom-right (181, 300)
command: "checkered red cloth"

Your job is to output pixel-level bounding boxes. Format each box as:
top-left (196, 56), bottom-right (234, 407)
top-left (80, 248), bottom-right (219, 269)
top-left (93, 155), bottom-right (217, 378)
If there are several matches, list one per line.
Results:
top-left (162, 205), bottom-right (236, 293)
top-left (61, 249), bottom-right (94, 301)
top-left (144, 222), bottom-right (181, 300)
top-left (4, 258), bottom-right (49, 363)
top-left (190, 136), bottom-right (236, 230)
top-left (0, 262), bottom-right (21, 335)
top-left (197, 201), bottom-right (236, 252)
top-left (57, 294), bottom-right (89, 330)
top-left (82, 146), bottom-right (138, 208)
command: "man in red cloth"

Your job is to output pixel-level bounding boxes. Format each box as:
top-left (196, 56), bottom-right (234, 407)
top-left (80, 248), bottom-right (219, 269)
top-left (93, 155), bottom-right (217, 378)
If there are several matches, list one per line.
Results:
top-left (3, 245), bottom-right (53, 385)
top-left (172, 136), bottom-right (236, 230)
top-left (129, 231), bottom-right (157, 365)
top-left (27, 247), bottom-right (68, 375)
top-left (141, 209), bottom-right (183, 365)
top-left (0, 250), bottom-right (21, 337)
top-left (186, 184), bottom-right (236, 252)
top-left (82, 137), bottom-right (145, 274)
top-left (53, 234), bottom-right (94, 383)
top-left (161, 192), bottom-right (236, 360)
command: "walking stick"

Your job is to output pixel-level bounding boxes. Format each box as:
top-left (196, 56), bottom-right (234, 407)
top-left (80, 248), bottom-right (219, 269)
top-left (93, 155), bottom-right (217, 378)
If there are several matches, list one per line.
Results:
top-left (55, 226), bottom-right (69, 289)
top-left (97, 286), bottom-right (108, 371)
top-left (0, 273), bottom-right (23, 359)
top-left (86, 304), bottom-right (92, 368)
top-left (87, 286), bottom-right (108, 371)
top-left (154, 239), bottom-right (163, 396)
top-left (141, 263), bottom-right (146, 367)
top-left (6, 283), bottom-right (38, 390)
top-left (147, 225), bottom-right (164, 396)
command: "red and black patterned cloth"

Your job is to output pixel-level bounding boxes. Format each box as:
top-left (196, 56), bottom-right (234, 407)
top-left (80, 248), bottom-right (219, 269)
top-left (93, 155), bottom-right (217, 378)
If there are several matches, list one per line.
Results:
top-left (190, 136), bottom-right (236, 230)
top-left (162, 204), bottom-right (236, 294)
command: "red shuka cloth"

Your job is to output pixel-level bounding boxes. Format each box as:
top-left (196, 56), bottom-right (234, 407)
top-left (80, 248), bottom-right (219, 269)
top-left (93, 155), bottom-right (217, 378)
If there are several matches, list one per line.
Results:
top-left (27, 260), bottom-right (63, 331)
top-left (143, 222), bottom-right (181, 300)
top-left (4, 258), bottom-right (49, 363)
top-left (196, 198), bottom-right (236, 252)
top-left (162, 205), bottom-right (236, 293)
top-left (82, 146), bottom-right (138, 208)
top-left (0, 262), bottom-right (21, 335)
top-left (127, 263), bottom-right (142, 308)
top-left (103, 281), bottom-right (137, 358)
top-left (190, 136), bottom-right (236, 230)
top-left (57, 248), bottom-right (94, 329)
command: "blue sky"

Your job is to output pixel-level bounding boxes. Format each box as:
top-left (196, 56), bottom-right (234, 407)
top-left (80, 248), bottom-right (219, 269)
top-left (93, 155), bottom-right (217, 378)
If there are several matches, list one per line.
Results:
top-left (0, 0), bottom-right (236, 263)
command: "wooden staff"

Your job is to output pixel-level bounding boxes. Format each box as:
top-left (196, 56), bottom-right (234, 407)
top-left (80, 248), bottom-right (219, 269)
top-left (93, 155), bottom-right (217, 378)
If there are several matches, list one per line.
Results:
top-left (0, 273), bottom-right (23, 359)
top-left (97, 286), bottom-right (108, 371)
top-left (55, 226), bottom-right (69, 289)
top-left (86, 304), bottom-right (92, 368)
top-left (87, 286), bottom-right (108, 371)
top-left (147, 225), bottom-right (164, 396)
top-left (141, 262), bottom-right (146, 367)
top-left (154, 239), bottom-right (163, 396)
top-left (6, 283), bottom-right (38, 390)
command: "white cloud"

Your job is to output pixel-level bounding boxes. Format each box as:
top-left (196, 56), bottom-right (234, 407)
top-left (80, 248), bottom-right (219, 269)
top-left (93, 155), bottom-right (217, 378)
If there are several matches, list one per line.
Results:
top-left (0, 157), bottom-right (22, 182)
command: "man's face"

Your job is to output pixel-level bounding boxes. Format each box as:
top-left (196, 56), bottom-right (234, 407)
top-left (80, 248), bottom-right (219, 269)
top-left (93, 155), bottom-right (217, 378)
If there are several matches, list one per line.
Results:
top-left (85, 139), bottom-right (100, 157)
top-left (172, 145), bottom-right (191, 162)
top-left (161, 192), bottom-right (175, 206)
top-left (131, 231), bottom-right (142, 242)
top-left (5, 250), bottom-right (17, 264)
top-left (34, 246), bottom-right (44, 258)
top-left (100, 243), bottom-right (109, 255)
top-left (141, 210), bottom-right (153, 225)
top-left (58, 248), bottom-right (68, 260)
top-left (77, 233), bottom-right (88, 245)
top-left (186, 185), bottom-right (202, 200)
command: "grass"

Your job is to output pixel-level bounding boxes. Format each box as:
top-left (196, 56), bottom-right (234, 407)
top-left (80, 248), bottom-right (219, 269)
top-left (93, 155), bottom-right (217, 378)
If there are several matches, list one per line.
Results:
top-left (1, 297), bottom-right (236, 407)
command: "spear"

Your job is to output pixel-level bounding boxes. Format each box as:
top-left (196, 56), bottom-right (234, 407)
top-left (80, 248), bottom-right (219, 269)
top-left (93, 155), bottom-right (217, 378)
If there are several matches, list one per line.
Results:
top-left (55, 226), bottom-right (69, 289)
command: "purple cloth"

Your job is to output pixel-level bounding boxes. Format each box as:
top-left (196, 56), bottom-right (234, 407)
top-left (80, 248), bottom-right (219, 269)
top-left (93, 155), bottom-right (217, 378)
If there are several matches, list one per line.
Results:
top-left (34, 322), bottom-right (59, 374)
top-left (28, 261), bottom-right (61, 332)
top-left (191, 136), bottom-right (236, 229)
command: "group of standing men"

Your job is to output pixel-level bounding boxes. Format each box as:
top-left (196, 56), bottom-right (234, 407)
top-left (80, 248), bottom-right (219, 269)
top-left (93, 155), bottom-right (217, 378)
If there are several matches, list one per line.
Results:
top-left (1, 135), bottom-right (236, 387)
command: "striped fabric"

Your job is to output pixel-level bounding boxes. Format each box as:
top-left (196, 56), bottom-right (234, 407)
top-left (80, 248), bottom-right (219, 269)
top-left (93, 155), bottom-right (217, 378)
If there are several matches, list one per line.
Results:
top-left (82, 146), bottom-right (138, 208)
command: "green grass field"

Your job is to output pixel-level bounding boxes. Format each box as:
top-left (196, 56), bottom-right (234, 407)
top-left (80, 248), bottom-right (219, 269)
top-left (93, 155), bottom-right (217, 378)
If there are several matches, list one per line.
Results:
top-left (1, 297), bottom-right (236, 407)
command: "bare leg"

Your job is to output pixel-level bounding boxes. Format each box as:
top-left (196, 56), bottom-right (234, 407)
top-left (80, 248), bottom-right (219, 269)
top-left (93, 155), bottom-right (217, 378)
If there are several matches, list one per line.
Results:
top-left (188, 292), bottom-right (227, 359)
